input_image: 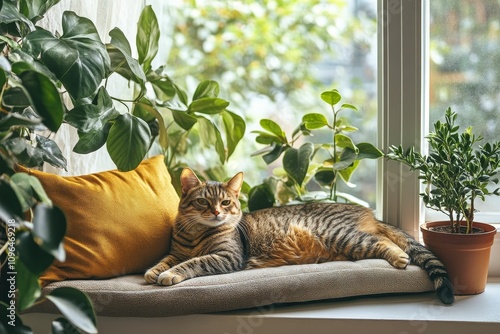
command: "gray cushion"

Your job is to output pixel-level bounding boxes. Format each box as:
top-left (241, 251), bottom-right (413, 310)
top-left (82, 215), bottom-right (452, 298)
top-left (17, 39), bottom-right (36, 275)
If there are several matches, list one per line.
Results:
top-left (27, 260), bottom-right (435, 317)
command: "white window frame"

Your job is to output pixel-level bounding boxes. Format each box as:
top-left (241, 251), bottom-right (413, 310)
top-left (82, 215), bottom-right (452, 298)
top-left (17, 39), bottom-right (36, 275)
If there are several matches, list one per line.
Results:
top-left (377, 0), bottom-right (425, 238)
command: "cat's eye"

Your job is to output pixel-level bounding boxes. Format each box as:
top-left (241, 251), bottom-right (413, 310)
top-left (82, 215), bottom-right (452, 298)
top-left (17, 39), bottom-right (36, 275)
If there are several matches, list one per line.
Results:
top-left (196, 198), bottom-right (209, 206)
top-left (221, 200), bottom-right (231, 206)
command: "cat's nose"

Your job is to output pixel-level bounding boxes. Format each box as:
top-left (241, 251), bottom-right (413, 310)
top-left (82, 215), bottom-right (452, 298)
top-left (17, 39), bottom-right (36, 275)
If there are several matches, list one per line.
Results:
top-left (212, 209), bottom-right (220, 216)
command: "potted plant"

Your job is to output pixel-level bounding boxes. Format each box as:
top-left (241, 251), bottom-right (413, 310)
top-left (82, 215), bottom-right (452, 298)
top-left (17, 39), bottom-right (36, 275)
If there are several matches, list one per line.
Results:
top-left (387, 107), bottom-right (499, 295)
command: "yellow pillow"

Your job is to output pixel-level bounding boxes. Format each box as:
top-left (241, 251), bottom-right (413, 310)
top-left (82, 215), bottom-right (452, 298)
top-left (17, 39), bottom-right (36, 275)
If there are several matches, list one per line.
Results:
top-left (23, 155), bottom-right (179, 285)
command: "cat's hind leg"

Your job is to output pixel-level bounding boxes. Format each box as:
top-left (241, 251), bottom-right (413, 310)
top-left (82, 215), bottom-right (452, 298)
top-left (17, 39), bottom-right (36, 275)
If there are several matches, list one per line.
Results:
top-left (351, 214), bottom-right (410, 268)
top-left (344, 233), bottom-right (410, 269)
top-left (373, 238), bottom-right (410, 269)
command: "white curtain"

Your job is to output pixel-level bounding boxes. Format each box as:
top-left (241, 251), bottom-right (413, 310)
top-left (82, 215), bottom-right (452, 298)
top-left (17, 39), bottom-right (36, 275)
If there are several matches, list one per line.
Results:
top-left (38, 0), bottom-right (145, 176)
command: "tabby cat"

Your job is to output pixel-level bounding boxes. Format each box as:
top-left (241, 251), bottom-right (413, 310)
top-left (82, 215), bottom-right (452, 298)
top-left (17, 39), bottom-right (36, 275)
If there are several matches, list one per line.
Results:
top-left (145, 168), bottom-right (455, 304)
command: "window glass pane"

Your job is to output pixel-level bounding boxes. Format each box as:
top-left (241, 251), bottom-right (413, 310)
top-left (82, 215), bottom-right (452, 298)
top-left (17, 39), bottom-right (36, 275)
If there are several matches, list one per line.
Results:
top-left (148, 0), bottom-right (378, 207)
top-left (428, 0), bottom-right (500, 222)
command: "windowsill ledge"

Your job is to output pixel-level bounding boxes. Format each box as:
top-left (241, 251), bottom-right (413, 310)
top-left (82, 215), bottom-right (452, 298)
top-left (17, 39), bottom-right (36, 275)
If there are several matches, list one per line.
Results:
top-left (24, 277), bottom-right (500, 334)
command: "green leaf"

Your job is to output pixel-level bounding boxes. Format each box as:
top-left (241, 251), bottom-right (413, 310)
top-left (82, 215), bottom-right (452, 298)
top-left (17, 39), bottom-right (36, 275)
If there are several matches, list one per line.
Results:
top-left (303, 113), bottom-right (330, 130)
top-left (46, 287), bottom-right (97, 334)
top-left (106, 113), bottom-right (151, 171)
top-left (2, 87), bottom-right (31, 109)
top-left (134, 101), bottom-right (168, 149)
top-left (340, 103), bottom-right (357, 111)
top-left (193, 80), bottom-right (219, 100)
top-left (65, 87), bottom-right (120, 132)
top-left (23, 11), bottom-right (110, 100)
top-left (339, 125), bottom-right (358, 132)
top-left (173, 83), bottom-right (188, 106)
top-left (51, 317), bottom-right (80, 334)
top-left (64, 104), bottom-right (106, 132)
top-left (320, 89), bottom-right (341, 106)
top-left (260, 119), bottom-right (286, 142)
top-left (9, 49), bottom-right (57, 80)
top-left (0, 0), bottom-right (35, 33)
top-left (261, 145), bottom-right (286, 165)
top-left (36, 135), bottom-right (67, 169)
top-left (27, 173), bottom-right (52, 205)
top-left (16, 257), bottom-right (42, 311)
top-left (19, 0), bottom-right (61, 23)
top-left (136, 5), bottom-right (159, 72)
top-left (188, 97), bottom-right (229, 114)
top-left (132, 99), bottom-right (155, 123)
top-left (338, 160), bottom-right (360, 184)
top-left (10, 172), bottom-right (35, 211)
top-left (314, 169), bottom-right (335, 187)
top-left (0, 112), bottom-right (41, 131)
top-left (283, 142), bottom-right (314, 186)
top-left (335, 133), bottom-right (358, 151)
top-left (73, 124), bottom-right (111, 154)
top-left (248, 184), bottom-right (275, 211)
top-left (148, 69), bottom-right (176, 100)
top-left (197, 116), bottom-right (226, 163)
top-left (333, 147), bottom-right (357, 170)
top-left (171, 109), bottom-right (197, 131)
top-left (32, 204), bottom-right (66, 261)
top-left (19, 70), bottom-right (64, 132)
top-left (222, 110), bottom-right (245, 159)
top-left (17, 230), bottom-right (55, 275)
top-left (0, 179), bottom-right (23, 224)
top-left (252, 131), bottom-right (282, 145)
top-left (4, 137), bottom-right (43, 167)
top-left (107, 27), bottom-right (147, 86)
top-left (356, 142), bottom-right (384, 160)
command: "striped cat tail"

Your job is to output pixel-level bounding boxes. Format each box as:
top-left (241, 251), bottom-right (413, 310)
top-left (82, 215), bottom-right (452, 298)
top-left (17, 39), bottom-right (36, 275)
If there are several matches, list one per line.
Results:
top-left (382, 225), bottom-right (455, 305)
top-left (405, 237), bottom-right (455, 304)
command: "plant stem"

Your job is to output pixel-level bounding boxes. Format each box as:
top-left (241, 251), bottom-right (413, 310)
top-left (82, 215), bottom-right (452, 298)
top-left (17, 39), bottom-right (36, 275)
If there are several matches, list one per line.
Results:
top-left (331, 104), bottom-right (337, 202)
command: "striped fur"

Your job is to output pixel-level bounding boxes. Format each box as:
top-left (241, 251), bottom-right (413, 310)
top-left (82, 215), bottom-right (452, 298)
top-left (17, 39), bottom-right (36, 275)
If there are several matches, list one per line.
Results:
top-left (145, 169), bottom-right (454, 304)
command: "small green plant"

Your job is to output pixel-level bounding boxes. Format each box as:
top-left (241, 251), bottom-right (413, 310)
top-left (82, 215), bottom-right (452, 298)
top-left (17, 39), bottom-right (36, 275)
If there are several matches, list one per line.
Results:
top-left (248, 89), bottom-right (383, 211)
top-left (387, 108), bottom-right (500, 233)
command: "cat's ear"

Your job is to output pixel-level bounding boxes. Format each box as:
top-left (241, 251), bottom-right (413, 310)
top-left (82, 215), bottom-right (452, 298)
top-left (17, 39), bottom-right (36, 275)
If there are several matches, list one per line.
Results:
top-left (180, 168), bottom-right (202, 195)
top-left (226, 172), bottom-right (244, 197)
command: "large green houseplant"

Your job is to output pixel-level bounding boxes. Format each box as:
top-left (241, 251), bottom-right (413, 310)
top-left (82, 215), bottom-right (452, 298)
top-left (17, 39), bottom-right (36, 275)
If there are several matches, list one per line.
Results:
top-left (387, 107), bottom-right (499, 294)
top-left (1, 1), bottom-right (244, 333)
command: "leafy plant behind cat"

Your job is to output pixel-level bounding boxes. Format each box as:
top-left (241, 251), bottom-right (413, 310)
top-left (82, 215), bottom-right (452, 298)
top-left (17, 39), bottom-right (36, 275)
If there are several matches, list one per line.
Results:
top-left (1, 4), bottom-right (245, 175)
top-left (248, 89), bottom-right (382, 211)
top-left (0, 3), bottom-right (245, 333)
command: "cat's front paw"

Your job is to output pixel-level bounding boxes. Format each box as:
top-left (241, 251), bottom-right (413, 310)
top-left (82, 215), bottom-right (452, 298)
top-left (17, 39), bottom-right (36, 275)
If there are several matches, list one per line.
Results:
top-left (157, 270), bottom-right (185, 286)
top-left (144, 268), bottom-right (162, 284)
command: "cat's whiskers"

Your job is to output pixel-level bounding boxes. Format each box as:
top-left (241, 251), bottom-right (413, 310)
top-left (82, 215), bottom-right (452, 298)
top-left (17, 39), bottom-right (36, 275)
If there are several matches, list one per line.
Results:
top-left (174, 215), bottom-right (201, 236)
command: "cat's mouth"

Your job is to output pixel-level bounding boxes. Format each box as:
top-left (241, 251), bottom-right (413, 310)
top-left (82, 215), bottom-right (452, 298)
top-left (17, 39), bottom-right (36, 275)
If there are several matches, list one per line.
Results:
top-left (197, 216), bottom-right (227, 227)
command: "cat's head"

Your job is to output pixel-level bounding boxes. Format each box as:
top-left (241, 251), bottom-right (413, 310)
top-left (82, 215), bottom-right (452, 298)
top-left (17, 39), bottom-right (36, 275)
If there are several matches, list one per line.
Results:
top-left (178, 168), bottom-right (243, 228)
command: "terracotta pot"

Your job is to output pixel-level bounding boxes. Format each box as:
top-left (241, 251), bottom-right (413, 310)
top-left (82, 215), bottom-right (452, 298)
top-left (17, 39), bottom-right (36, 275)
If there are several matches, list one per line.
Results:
top-left (421, 221), bottom-right (497, 295)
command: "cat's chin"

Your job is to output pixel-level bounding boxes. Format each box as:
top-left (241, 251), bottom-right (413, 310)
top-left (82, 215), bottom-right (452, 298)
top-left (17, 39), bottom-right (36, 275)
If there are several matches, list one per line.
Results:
top-left (199, 221), bottom-right (226, 228)
top-left (198, 218), bottom-right (228, 228)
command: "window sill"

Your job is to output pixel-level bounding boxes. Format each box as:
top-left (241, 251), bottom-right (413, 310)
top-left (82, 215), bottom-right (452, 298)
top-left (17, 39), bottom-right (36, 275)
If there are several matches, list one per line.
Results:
top-left (24, 278), bottom-right (500, 334)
